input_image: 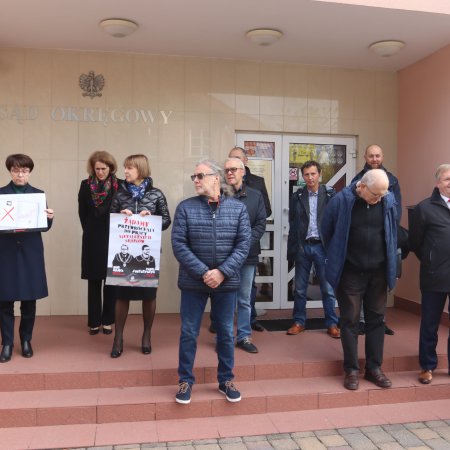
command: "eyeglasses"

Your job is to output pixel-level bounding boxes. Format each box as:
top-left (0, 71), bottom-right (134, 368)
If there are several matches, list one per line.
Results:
top-left (365, 184), bottom-right (387, 199)
top-left (190, 173), bottom-right (216, 181)
top-left (11, 168), bottom-right (30, 175)
top-left (224, 167), bottom-right (241, 174)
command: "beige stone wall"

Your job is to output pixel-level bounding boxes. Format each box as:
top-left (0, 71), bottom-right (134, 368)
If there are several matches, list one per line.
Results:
top-left (0, 48), bottom-right (398, 315)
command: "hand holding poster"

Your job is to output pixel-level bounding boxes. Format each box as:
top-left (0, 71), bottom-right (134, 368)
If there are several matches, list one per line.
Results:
top-left (106, 213), bottom-right (162, 287)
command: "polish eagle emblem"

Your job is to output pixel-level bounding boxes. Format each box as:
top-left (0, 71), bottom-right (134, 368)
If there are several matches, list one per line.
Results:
top-left (79, 71), bottom-right (105, 99)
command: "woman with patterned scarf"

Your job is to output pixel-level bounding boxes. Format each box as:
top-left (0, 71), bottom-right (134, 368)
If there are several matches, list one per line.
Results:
top-left (78, 151), bottom-right (120, 335)
top-left (109, 154), bottom-right (171, 358)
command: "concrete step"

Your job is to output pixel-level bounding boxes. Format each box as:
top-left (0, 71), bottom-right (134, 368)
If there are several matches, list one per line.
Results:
top-left (1, 370), bottom-right (449, 428)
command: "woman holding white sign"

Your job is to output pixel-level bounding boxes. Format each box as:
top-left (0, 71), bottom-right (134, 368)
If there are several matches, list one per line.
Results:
top-left (0, 154), bottom-right (54, 363)
top-left (109, 154), bottom-right (171, 358)
top-left (78, 150), bottom-right (120, 336)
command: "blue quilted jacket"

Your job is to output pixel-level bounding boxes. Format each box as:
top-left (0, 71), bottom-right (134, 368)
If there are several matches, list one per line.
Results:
top-left (171, 194), bottom-right (251, 292)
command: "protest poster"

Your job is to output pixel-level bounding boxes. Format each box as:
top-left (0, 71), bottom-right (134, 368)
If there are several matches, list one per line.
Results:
top-left (106, 213), bottom-right (162, 287)
top-left (0, 193), bottom-right (48, 233)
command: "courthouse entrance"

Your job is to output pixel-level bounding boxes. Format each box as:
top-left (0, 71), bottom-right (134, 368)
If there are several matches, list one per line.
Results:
top-left (236, 132), bottom-right (356, 311)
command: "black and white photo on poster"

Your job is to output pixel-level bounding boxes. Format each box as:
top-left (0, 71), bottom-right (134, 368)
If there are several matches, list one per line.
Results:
top-left (106, 213), bottom-right (162, 287)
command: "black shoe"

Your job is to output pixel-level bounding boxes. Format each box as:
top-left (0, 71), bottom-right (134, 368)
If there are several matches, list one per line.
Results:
top-left (209, 323), bottom-right (216, 334)
top-left (384, 324), bottom-right (395, 335)
top-left (236, 337), bottom-right (259, 353)
top-left (0, 345), bottom-right (13, 363)
top-left (251, 321), bottom-right (265, 332)
top-left (110, 339), bottom-right (123, 358)
top-left (364, 368), bottom-right (392, 388)
top-left (102, 325), bottom-right (113, 335)
top-left (358, 322), bottom-right (365, 335)
top-left (89, 327), bottom-right (100, 335)
top-left (21, 341), bottom-right (33, 358)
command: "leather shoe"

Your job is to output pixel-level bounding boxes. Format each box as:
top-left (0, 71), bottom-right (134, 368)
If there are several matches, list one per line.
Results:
top-left (102, 326), bottom-right (113, 335)
top-left (89, 327), bottom-right (100, 335)
top-left (0, 345), bottom-right (13, 363)
top-left (287, 323), bottom-right (305, 335)
top-left (327, 326), bottom-right (340, 339)
top-left (364, 368), bottom-right (392, 388)
top-left (21, 340), bottom-right (33, 358)
top-left (251, 321), bottom-right (265, 332)
top-left (110, 339), bottom-right (123, 358)
top-left (418, 369), bottom-right (433, 384)
top-left (344, 371), bottom-right (359, 390)
top-left (384, 324), bottom-right (395, 335)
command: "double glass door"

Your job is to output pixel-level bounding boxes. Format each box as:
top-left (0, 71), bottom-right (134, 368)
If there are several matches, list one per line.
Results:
top-left (236, 133), bottom-right (356, 310)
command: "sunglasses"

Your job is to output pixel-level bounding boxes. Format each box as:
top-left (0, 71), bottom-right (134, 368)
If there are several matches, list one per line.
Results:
top-left (190, 172), bottom-right (216, 181)
top-left (224, 167), bottom-right (241, 174)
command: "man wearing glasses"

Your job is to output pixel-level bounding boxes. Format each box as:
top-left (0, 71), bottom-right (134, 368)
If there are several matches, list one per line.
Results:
top-left (171, 159), bottom-right (250, 404)
top-left (352, 144), bottom-right (402, 336)
top-left (322, 169), bottom-right (398, 391)
top-left (222, 157), bottom-right (266, 353)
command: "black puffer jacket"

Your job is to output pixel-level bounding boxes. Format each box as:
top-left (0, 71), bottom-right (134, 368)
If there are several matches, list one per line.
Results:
top-left (110, 178), bottom-right (171, 230)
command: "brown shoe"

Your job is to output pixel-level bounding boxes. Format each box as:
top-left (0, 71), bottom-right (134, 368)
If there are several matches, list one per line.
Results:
top-left (344, 371), bottom-right (359, 390)
top-left (327, 326), bottom-right (340, 339)
top-left (418, 370), bottom-right (433, 384)
top-left (287, 323), bottom-right (305, 335)
top-left (364, 368), bottom-right (392, 388)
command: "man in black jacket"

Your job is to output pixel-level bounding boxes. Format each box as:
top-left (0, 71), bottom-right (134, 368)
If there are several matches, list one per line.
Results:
top-left (224, 157), bottom-right (266, 353)
top-left (352, 144), bottom-right (401, 336)
top-left (287, 161), bottom-right (340, 339)
top-left (228, 146), bottom-right (271, 332)
top-left (409, 164), bottom-right (450, 385)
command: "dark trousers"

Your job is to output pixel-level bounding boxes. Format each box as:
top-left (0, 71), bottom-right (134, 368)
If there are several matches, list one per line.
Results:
top-left (87, 280), bottom-right (116, 328)
top-left (419, 290), bottom-right (450, 371)
top-left (336, 266), bottom-right (387, 372)
top-left (0, 300), bottom-right (36, 345)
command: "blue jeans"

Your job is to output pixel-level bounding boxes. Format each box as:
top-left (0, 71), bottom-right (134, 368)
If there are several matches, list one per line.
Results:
top-left (178, 290), bottom-right (237, 385)
top-left (236, 265), bottom-right (256, 342)
top-left (419, 290), bottom-right (450, 371)
top-left (293, 243), bottom-right (338, 328)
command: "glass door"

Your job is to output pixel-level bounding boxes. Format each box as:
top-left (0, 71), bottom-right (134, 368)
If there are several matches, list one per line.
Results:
top-left (236, 132), bottom-right (356, 311)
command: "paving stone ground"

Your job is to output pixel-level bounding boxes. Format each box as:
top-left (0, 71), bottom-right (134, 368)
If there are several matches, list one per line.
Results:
top-left (77, 420), bottom-right (450, 450)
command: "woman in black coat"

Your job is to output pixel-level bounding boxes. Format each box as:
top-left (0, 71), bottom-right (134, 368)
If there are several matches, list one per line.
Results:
top-left (109, 154), bottom-right (171, 358)
top-left (0, 154), bottom-right (54, 363)
top-left (78, 150), bottom-right (120, 335)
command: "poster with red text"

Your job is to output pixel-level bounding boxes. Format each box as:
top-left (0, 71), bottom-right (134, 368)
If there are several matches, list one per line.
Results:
top-left (106, 213), bottom-right (162, 287)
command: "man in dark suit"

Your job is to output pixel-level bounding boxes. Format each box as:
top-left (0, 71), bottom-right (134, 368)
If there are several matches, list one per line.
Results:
top-left (228, 146), bottom-right (272, 332)
top-left (287, 160), bottom-right (340, 339)
top-left (409, 164), bottom-right (450, 385)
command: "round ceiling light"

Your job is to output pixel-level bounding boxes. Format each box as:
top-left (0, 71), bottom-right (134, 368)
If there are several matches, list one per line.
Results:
top-left (99, 19), bottom-right (139, 38)
top-left (369, 40), bottom-right (405, 57)
top-left (246, 29), bottom-right (283, 46)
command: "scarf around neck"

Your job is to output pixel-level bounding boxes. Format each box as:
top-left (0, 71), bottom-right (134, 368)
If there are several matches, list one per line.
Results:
top-left (126, 177), bottom-right (151, 201)
top-left (88, 174), bottom-right (118, 207)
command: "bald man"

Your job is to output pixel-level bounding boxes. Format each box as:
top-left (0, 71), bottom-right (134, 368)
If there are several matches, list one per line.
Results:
top-left (322, 169), bottom-right (398, 391)
top-left (352, 144), bottom-right (402, 336)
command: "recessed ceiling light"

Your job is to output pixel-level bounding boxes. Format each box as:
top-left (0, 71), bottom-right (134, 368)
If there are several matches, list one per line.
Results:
top-left (369, 40), bottom-right (405, 57)
top-left (99, 19), bottom-right (138, 38)
top-left (246, 29), bottom-right (283, 46)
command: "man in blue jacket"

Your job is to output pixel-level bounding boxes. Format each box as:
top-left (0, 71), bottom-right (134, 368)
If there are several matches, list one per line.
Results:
top-left (352, 144), bottom-right (402, 336)
top-left (322, 169), bottom-right (397, 391)
top-left (224, 157), bottom-right (266, 353)
top-left (172, 159), bottom-right (251, 405)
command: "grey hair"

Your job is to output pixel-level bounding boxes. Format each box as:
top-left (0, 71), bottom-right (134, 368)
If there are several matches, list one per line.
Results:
top-left (196, 158), bottom-right (234, 196)
top-left (224, 157), bottom-right (245, 170)
top-left (360, 168), bottom-right (388, 187)
top-left (435, 164), bottom-right (450, 181)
